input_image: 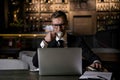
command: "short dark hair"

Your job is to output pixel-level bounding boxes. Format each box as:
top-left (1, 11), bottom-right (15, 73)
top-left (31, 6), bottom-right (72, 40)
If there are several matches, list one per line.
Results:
top-left (51, 10), bottom-right (68, 23)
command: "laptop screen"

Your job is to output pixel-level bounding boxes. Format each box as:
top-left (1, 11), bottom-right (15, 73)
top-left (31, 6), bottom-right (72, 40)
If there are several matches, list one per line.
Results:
top-left (37, 48), bottom-right (82, 75)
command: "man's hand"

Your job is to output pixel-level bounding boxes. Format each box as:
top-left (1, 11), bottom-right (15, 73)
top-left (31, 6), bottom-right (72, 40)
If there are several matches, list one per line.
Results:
top-left (88, 62), bottom-right (108, 72)
top-left (90, 62), bottom-right (102, 69)
top-left (44, 31), bottom-right (56, 42)
top-left (86, 62), bottom-right (102, 71)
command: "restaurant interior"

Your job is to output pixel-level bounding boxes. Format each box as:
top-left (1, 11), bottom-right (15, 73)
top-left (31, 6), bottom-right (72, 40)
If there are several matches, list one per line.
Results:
top-left (0, 0), bottom-right (120, 80)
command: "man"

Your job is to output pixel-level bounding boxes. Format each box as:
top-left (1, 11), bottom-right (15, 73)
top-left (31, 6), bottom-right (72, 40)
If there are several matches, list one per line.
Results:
top-left (32, 10), bottom-right (102, 70)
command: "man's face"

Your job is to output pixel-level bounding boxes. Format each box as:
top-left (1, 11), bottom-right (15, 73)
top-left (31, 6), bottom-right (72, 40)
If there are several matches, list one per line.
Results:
top-left (52, 17), bottom-right (66, 34)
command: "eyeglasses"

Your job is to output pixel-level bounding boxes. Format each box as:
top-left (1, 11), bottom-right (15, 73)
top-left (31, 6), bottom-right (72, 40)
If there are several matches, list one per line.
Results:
top-left (52, 23), bottom-right (65, 27)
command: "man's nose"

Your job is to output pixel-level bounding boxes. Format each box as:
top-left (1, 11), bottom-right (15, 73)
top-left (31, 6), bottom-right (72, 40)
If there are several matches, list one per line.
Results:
top-left (57, 26), bottom-right (62, 31)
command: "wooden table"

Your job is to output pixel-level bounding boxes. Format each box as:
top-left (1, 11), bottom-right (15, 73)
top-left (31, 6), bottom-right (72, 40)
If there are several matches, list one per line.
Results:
top-left (0, 70), bottom-right (79, 80)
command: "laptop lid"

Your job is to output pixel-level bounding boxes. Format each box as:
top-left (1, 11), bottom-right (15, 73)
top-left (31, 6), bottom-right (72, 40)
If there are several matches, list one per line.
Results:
top-left (37, 48), bottom-right (82, 76)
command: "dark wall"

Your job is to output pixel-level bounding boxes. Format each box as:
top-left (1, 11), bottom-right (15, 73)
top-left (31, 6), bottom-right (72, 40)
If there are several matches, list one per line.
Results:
top-left (83, 29), bottom-right (120, 49)
top-left (0, 0), bottom-right (5, 33)
top-left (95, 30), bottom-right (119, 49)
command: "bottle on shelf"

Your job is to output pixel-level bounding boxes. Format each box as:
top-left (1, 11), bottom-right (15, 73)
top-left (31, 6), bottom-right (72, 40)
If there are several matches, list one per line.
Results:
top-left (8, 39), bottom-right (13, 48)
top-left (26, 0), bottom-right (32, 3)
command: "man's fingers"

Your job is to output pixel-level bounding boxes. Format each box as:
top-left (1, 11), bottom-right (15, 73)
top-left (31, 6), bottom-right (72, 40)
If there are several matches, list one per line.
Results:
top-left (44, 32), bottom-right (52, 42)
top-left (90, 63), bottom-right (102, 69)
top-left (51, 31), bottom-right (56, 39)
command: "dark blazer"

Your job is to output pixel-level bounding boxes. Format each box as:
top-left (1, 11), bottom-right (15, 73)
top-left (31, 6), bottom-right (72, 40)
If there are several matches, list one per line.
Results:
top-left (32, 33), bottom-right (101, 68)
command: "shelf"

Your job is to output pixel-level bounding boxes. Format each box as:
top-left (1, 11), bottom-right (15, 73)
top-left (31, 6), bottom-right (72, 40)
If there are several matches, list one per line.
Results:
top-left (25, 12), bottom-right (39, 13)
top-left (23, 0), bottom-right (69, 31)
top-left (40, 11), bottom-right (53, 13)
top-left (40, 3), bottom-right (53, 4)
top-left (97, 2), bottom-right (110, 3)
top-left (54, 3), bottom-right (68, 4)
top-left (24, 2), bottom-right (39, 5)
top-left (96, 0), bottom-right (120, 32)
top-left (97, 11), bottom-right (110, 12)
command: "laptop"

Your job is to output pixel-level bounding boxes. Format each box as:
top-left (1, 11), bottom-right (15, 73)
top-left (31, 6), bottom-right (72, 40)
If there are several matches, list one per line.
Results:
top-left (37, 48), bottom-right (82, 76)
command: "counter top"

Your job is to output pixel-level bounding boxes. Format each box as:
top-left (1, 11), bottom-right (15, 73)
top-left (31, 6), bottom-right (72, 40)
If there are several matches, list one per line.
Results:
top-left (0, 30), bottom-right (72, 37)
top-left (0, 34), bottom-right (46, 37)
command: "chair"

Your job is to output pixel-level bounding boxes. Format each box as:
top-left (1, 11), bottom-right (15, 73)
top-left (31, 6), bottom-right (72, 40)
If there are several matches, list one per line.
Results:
top-left (0, 59), bottom-right (28, 70)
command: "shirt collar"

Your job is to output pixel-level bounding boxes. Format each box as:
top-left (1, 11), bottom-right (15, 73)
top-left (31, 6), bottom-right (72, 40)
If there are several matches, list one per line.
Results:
top-left (56, 36), bottom-right (64, 41)
top-left (55, 32), bottom-right (67, 41)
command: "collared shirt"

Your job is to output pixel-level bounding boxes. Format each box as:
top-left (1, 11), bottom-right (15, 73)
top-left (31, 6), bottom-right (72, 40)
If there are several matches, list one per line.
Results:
top-left (40, 33), bottom-right (67, 48)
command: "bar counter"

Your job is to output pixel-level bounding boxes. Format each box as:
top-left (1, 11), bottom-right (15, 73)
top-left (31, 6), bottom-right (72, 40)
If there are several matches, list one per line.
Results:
top-left (0, 70), bottom-right (79, 80)
top-left (0, 34), bottom-right (46, 37)
top-left (0, 30), bottom-right (71, 37)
